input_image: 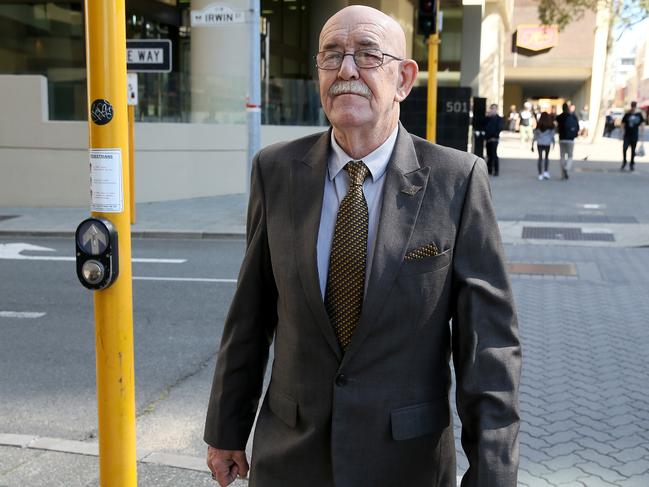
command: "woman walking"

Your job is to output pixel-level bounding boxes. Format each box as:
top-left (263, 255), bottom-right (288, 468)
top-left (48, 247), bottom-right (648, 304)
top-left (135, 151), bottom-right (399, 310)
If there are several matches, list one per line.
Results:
top-left (533, 112), bottom-right (555, 180)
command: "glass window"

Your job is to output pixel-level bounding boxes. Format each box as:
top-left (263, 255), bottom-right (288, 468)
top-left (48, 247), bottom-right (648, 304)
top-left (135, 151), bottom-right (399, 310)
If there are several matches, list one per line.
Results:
top-left (0, 0), bottom-right (322, 125)
top-left (0, 1), bottom-right (86, 120)
top-left (261, 0), bottom-right (319, 125)
top-left (412, 7), bottom-right (462, 73)
top-left (126, 9), bottom-right (190, 123)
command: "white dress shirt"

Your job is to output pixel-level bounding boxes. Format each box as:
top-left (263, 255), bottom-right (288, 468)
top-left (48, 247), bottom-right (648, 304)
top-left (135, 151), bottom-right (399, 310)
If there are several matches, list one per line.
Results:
top-left (316, 126), bottom-right (399, 299)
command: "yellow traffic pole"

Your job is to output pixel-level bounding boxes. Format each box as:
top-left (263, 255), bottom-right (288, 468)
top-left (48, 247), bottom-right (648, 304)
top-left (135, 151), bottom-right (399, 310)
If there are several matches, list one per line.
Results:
top-left (83, 0), bottom-right (137, 485)
top-left (426, 30), bottom-right (440, 143)
top-left (128, 104), bottom-right (136, 224)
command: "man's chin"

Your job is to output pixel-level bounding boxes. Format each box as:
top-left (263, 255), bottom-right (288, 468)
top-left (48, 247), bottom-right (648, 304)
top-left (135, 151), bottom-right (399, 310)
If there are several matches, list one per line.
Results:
top-left (328, 99), bottom-right (370, 117)
top-left (328, 113), bottom-right (372, 130)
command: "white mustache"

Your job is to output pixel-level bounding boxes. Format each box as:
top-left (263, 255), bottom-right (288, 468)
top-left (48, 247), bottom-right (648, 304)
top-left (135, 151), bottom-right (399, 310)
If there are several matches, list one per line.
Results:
top-left (329, 81), bottom-right (371, 99)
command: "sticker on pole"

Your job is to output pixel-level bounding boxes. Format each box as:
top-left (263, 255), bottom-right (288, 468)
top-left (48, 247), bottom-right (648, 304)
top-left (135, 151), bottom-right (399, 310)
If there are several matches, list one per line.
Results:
top-left (89, 149), bottom-right (124, 213)
top-left (90, 99), bottom-right (114, 125)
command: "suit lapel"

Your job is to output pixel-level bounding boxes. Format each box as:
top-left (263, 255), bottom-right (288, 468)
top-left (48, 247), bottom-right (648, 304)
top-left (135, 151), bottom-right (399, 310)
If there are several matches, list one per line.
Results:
top-left (291, 130), bottom-right (343, 361)
top-left (342, 125), bottom-right (429, 365)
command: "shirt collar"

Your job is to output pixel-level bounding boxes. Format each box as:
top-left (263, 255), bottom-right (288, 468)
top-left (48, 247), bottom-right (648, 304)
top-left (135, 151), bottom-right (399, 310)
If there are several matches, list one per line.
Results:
top-left (328, 125), bottom-right (399, 183)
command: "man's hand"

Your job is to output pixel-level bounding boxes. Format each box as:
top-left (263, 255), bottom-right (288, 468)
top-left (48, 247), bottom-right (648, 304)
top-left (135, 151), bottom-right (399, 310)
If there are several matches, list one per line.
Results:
top-left (207, 446), bottom-right (249, 486)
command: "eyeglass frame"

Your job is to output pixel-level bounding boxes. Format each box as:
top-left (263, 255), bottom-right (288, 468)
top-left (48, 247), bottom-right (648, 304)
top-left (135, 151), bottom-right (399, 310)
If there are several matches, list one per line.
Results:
top-left (314, 49), bottom-right (404, 70)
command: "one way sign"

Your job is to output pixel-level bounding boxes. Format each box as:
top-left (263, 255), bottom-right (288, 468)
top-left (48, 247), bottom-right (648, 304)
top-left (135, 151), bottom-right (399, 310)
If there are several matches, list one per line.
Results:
top-left (126, 39), bottom-right (172, 73)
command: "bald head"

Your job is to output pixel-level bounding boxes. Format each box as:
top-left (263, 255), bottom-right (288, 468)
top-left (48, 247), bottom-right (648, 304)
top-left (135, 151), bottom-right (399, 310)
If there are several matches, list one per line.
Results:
top-left (319, 5), bottom-right (407, 58)
top-left (315, 5), bottom-right (418, 156)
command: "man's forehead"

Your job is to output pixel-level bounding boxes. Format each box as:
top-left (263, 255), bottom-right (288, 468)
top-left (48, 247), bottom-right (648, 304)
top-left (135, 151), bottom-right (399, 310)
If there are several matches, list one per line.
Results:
top-left (319, 23), bottom-right (387, 48)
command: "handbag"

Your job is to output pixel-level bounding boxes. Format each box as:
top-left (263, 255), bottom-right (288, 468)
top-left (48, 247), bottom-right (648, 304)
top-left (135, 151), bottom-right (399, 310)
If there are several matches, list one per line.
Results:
top-left (636, 143), bottom-right (645, 157)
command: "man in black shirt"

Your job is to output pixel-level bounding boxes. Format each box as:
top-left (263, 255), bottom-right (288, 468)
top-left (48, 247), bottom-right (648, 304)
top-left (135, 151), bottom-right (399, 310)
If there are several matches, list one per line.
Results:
top-left (485, 103), bottom-right (504, 176)
top-left (621, 101), bottom-right (645, 171)
top-left (555, 103), bottom-right (580, 180)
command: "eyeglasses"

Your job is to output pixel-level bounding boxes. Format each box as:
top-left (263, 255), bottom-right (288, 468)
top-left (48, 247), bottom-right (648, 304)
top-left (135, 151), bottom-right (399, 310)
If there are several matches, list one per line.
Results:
top-left (315, 49), bottom-right (403, 70)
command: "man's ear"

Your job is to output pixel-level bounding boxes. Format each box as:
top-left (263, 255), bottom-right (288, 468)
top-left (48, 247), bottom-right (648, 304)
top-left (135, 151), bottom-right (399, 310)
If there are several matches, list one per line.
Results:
top-left (394, 60), bottom-right (419, 102)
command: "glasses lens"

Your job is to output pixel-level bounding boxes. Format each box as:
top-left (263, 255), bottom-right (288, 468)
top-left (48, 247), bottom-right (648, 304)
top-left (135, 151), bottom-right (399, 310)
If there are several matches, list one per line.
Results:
top-left (317, 51), bottom-right (342, 69)
top-left (354, 49), bottom-right (383, 68)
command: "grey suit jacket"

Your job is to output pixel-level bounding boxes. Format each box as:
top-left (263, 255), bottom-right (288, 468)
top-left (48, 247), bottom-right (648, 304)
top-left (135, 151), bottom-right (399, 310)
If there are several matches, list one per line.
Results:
top-left (204, 124), bottom-right (521, 487)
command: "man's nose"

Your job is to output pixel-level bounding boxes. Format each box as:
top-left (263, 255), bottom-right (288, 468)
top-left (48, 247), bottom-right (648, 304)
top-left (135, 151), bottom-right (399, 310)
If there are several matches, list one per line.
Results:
top-left (337, 54), bottom-right (359, 80)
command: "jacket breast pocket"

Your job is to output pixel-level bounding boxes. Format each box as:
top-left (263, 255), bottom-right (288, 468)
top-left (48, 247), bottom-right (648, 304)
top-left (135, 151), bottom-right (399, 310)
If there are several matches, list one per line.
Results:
top-left (399, 248), bottom-right (452, 276)
top-left (391, 398), bottom-right (450, 441)
top-left (268, 388), bottom-right (297, 428)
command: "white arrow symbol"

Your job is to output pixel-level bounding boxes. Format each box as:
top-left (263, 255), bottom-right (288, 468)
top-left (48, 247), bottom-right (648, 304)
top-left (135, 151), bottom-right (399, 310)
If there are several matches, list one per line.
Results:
top-left (0, 243), bottom-right (67, 260)
top-left (0, 243), bottom-right (186, 263)
top-left (82, 224), bottom-right (107, 255)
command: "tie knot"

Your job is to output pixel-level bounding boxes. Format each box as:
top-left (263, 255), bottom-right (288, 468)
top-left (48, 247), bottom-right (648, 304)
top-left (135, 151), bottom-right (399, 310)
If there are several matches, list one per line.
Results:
top-left (345, 161), bottom-right (369, 186)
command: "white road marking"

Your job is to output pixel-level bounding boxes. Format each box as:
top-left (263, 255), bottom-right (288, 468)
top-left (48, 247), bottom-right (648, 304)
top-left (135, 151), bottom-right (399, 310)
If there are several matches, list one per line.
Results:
top-left (0, 243), bottom-right (186, 263)
top-left (133, 276), bottom-right (236, 283)
top-left (0, 311), bottom-right (46, 319)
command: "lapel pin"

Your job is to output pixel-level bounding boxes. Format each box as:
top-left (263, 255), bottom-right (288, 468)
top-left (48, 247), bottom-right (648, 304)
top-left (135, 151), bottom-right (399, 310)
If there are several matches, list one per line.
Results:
top-left (401, 185), bottom-right (422, 196)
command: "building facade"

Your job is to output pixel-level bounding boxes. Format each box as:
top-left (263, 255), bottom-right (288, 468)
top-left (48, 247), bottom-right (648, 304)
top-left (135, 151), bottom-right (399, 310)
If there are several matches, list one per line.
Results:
top-left (0, 0), bottom-right (602, 206)
top-left (503, 0), bottom-right (605, 118)
top-left (613, 36), bottom-right (649, 110)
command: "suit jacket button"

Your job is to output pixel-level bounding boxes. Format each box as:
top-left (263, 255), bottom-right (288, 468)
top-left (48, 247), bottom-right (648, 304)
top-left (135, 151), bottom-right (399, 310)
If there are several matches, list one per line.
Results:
top-left (335, 374), bottom-right (347, 387)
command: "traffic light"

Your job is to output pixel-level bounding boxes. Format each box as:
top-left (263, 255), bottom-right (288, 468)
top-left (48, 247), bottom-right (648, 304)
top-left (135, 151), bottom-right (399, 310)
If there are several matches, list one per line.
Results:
top-left (417, 0), bottom-right (437, 38)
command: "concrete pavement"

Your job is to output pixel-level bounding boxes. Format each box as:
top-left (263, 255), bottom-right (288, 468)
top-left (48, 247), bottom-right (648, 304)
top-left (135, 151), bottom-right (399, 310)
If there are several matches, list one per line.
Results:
top-left (1, 133), bottom-right (649, 486)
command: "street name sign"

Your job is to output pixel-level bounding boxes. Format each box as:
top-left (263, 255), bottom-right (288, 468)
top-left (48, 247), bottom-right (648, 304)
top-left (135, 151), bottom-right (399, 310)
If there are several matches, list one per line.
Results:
top-left (126, 40), bottom-right (172, 73)
top-left (191, 4), bottom-right (245, 26)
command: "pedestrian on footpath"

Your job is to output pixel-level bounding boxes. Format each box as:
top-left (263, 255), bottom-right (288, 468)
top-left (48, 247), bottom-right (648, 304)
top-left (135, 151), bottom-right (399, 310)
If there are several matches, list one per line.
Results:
top-left (533, 112), bottom-right (555, 180)
top-left (603, 110), bottom-right (615, 137)
top-left (621, 101), bottom-right (645, 171)
top-left (519, 101), bottom-right (535, 146)
top-left (555, 102), bottom-right (580, 180)
top-left (485, 103), bottom-right (504, 176)
top-left (203, 5), bottom-right (521, 487)
top-left (579, 105), bottom-right (589, 137)
top-left (508, 104), bottom-right (519, 131)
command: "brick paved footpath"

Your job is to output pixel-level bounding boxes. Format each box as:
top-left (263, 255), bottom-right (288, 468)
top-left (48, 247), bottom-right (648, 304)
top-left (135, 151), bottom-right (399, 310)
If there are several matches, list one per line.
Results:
top-left (449, 143), bottom-right (649, 486)
top-left (452, 245), bottom-right (649, 487)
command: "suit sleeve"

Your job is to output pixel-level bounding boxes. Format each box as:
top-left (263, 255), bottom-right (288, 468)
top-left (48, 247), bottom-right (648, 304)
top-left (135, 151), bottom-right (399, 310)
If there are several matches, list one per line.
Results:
top-left (451, 158), bottom-right (522, 486)
top-left (204, 152), bottom-right (278, 450)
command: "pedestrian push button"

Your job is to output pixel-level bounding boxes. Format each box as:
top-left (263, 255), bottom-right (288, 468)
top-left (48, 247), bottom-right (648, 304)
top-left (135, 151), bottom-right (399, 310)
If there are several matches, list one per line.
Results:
top-left (75, 217), bottom-right (119, 290)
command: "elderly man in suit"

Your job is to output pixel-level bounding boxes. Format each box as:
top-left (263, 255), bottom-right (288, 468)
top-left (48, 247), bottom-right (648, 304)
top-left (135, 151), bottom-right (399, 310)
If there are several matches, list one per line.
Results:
top-left (205, 5), bottom-right (521, 487)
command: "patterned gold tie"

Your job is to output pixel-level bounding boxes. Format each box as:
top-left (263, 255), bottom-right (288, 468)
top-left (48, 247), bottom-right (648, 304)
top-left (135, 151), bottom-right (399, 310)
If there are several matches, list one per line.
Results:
top-left (325, 161), bottom-right (370, 351)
